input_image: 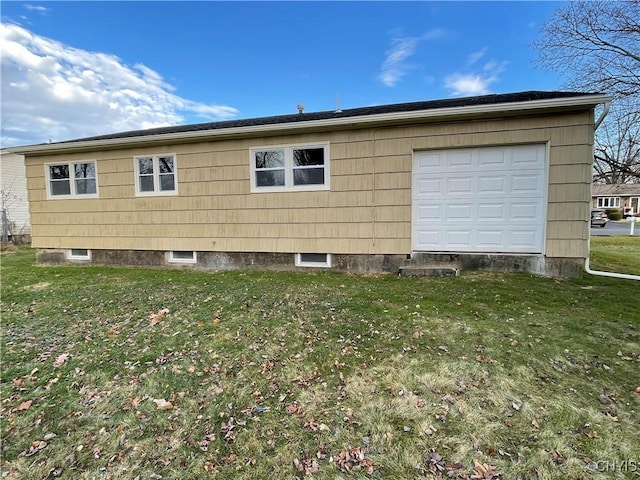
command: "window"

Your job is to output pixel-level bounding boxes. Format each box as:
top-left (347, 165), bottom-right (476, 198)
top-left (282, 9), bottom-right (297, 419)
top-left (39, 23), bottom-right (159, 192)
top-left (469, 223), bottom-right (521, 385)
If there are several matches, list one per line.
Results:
top-left (67, 249), bottom-right (91, 260)
top-left (295, 253), bottom-right (332, 268)
top-left (251, 144), bottom-right (329, 192)
top-left (597, 197), bottom-right (621, 208)
top-left (46, 162), bottom-right (98, 198)
top-left (169, 250), bottom-right (197, 264)
top-left (135, 154), bottom-right (177, 196)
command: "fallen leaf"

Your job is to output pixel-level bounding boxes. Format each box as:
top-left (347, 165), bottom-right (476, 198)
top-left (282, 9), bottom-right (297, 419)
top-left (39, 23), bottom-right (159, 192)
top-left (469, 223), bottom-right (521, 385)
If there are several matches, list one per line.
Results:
top-left (551, 450), bottom-right (565, 465)
top-left (294, 456), bottom-right (320, 475)
top-left (532, 418), bottom-right (540, 429)
top-left (53, 353), bottom-right (70, 367)
top-left (470, 459), bottom-right (502, 479)
top-left (152, 398), bottom-right (173, 410)
top-left (585, 430), bottom-right (598, 438)
top-left (21, 440), bottom-right (47, 457)
top-left (149, 308), bottom-right (170, 326)
top-left (476, 355), bottom-right (497, 364)
top-left (15, 400), bottom-right (32, 412)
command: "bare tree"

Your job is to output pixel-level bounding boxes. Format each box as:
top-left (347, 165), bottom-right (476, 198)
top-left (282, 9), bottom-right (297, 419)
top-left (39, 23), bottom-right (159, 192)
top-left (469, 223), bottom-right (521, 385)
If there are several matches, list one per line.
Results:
top-left (534, 0), bottom-right (640, 99)
top-left (594, 102), bottom-right (640, 184)
top-left (534, 1), bottom-right (640, 183)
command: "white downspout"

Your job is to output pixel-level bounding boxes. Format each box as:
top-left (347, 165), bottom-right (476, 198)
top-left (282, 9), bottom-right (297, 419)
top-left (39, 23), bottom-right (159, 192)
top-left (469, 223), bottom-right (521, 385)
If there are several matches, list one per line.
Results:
top-left (585, 100), bottom-right (640, 281)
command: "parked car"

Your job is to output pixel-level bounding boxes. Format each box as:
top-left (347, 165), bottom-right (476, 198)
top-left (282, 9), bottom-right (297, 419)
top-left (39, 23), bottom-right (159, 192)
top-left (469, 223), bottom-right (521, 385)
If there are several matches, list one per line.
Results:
top-left (590, 209), bottom-right (608, 228)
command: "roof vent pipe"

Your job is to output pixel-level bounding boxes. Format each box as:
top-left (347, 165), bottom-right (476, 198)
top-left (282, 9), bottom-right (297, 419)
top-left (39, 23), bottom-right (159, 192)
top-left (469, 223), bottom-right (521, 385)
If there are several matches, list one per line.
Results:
top-left (297, 104), bottom-right (304, 114)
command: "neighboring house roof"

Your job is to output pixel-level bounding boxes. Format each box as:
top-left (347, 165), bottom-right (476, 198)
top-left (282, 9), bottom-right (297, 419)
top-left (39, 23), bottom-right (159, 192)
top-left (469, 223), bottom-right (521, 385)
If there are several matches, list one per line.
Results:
top-left (12, 90), bottom-right (610, 155)
top-left (592, 184), bottom-right (640, 196)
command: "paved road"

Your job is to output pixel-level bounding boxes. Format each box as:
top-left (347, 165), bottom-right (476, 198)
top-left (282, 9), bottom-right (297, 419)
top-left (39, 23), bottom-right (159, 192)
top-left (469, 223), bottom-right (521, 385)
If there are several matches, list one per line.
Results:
top-left (590, 220), bottom-right (640, 236)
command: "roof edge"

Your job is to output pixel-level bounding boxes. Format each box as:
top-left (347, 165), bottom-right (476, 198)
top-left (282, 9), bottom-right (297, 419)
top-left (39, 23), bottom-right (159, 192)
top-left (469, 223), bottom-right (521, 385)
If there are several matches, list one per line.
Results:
top-left (12, 93), bottom-right (612, 155)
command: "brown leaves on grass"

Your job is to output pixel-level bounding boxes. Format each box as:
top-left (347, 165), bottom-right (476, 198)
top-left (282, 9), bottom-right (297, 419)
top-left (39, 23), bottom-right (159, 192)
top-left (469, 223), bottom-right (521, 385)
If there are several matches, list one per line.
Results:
top-left (151, 398), bottom-right (173, 410)
top-left (417, 449), bottom-right (464, 477)
top-left (53, 353), bottom-right (70, 367)
top-left (220, 418), bottom-right (237, 443)
top-left (334, 447), bottom-right (375, 475)
top-left (294, 454), bottom-right (320, 476)
top-left (286, 402), bottom-right (305, 417)
top-left (13, 400), bottom-right (32, 412)
top-left (149, 308), bottom-right (169, 326)
top-left (475, 355), bottom-right (497, 364)
top-left (471, 459), bottom-right (502, 479)
top-left (20, 440), bottom-right (47, 457)
top-left (417, 451), bottom-right (502, 479)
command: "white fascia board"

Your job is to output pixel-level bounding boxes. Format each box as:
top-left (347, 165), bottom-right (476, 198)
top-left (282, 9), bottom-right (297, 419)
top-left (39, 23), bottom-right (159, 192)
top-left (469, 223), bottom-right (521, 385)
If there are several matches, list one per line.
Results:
top-left (13, 94), bottom-right (612, 155)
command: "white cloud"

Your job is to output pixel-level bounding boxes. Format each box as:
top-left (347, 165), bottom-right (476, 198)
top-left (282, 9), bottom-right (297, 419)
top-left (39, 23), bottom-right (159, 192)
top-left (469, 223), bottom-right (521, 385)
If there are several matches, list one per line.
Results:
top-left (466, 48), bottom-right (487, 66)
top-left (378, 29), bottom-right (446, 87)
top-left (378, 36), bottom-right (419, 87)
top-left (23, 4), bottom-right (50, 14)
top-left (444, 56), bottom-right (507, 96)
top-left (0, 23), bottom-right (238, 146)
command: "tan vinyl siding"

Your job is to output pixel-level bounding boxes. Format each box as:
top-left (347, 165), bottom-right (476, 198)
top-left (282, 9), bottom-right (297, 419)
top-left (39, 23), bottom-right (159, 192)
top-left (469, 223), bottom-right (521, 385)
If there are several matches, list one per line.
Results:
top-left (25, 110), bottom-right (594, 258)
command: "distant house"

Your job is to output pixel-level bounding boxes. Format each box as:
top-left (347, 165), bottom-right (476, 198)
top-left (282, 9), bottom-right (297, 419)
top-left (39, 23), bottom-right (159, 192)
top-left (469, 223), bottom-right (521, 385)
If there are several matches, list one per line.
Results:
top-left (15, 91), bottom-right (610, 277)
top-left (592, 184), bottom-right (640, 217)
top-left (0, 149), bottom-right (31, 241)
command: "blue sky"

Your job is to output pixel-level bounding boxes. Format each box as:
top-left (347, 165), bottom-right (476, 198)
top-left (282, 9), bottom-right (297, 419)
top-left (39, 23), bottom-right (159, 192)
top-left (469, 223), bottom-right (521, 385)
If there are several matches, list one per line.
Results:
top-left (1, 1), bottom-right (567, 147)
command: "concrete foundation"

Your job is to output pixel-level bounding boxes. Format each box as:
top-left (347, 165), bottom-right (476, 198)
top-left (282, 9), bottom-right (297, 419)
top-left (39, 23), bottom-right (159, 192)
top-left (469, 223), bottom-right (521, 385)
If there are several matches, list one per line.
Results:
top-left (35, 249), bottom-right (585, 278)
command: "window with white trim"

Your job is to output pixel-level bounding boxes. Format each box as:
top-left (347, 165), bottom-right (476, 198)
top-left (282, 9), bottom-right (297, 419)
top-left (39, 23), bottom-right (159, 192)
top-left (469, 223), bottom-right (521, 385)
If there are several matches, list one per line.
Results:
top-left (46, 162), bottom-right (98, 198)
top-left (597, 197), bottom-right (621, 208)
top-left (67, 249), bottom-right (91, 260)
top-left (134, 154), bottom-right (177, 196)
top-left (169, 250), bottom-right (197, 264)
top-left (251, 144), bottom-right (329, 192)
top-left (295, 253), bottom-right (332, 268)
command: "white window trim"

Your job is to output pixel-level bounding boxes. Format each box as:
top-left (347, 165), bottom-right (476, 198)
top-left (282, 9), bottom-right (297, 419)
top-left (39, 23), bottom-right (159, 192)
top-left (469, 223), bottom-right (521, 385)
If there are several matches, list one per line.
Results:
top-left (134, 153), bottom-right (178, 197)
top-left (67, 248), bottom-right (91, 261)
top-left (250, 143), bottom-right (330, 193)
top-left (597, 197), bottom-right (621, 208)
top-left (45, 161), bottom-right (99, 199)
top-left (295, 253), bottom-right (332, 268)
top-left (168, 250), bottom-right (197, 264)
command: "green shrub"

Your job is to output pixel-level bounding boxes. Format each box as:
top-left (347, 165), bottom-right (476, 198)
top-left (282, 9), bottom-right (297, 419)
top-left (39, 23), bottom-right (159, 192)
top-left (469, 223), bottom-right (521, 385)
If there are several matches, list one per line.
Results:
top-left (605, 208), bottom-right (622, 220)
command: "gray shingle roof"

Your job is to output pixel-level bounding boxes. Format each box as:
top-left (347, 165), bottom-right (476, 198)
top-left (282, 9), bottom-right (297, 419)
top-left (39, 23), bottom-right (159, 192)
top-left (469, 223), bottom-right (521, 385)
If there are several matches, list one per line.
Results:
top-left (592, 184), bottom-right (640, 196)
top-left (59, 90), bottom-right (600, 144)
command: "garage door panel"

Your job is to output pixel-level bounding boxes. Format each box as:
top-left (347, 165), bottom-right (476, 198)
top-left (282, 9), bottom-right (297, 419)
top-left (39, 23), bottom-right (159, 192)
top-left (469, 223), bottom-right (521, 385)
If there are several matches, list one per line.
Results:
top-left (448, 151), bottom-right (473, 168)
top-left (417, 178), bottom-right (442, 195)
top-left (417, 154), bottom-right (443, 169)
top-left (510, 230), bottom-right (540, 247)
top-left (478, 203), bottom-right (505, 220)
top-left (478, 176), bottom-right (506, 193)
top-left (447, 177), bottom-right (474, 194)
top-left (511, 203), bottom-right (540, 220)
top-left (512, 145), bottom-right (545, 168)
top-left (447, 230), bottom-right (472, 247)
top-left (477, 230), bottom-right (504, 247)
top-left (478, 148), bottom-right (508, 169)
top-left (416, 205), bottom-right (441, 221)
top-left (413, 144), bottom-right (546, 253)
top-left (512, 174), bottom-right (542, 193)
top-left (446, 204), bottom-right (472, 220)
top-left (416, 230), bottom-right (441, 247)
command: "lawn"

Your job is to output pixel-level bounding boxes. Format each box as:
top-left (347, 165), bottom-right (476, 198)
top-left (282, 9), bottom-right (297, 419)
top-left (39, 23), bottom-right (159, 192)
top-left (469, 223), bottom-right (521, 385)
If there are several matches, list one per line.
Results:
top-left (1, 241), bottom-right (639, 479)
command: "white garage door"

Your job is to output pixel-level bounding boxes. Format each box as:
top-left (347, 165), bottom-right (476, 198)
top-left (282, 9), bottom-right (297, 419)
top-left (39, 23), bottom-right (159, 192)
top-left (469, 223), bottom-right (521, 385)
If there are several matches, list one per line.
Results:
top-left (412, 144), bottom-right (547, 253)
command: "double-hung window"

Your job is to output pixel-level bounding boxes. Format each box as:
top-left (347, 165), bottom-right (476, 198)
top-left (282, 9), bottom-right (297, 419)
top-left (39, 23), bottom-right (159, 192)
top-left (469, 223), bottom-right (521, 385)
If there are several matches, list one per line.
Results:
top-left (250, 143), bottom-right (329, 192)
top-left (46, 161), bottom-right (98, 198)
top-left (134, 154), bottom-right (177, 196)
